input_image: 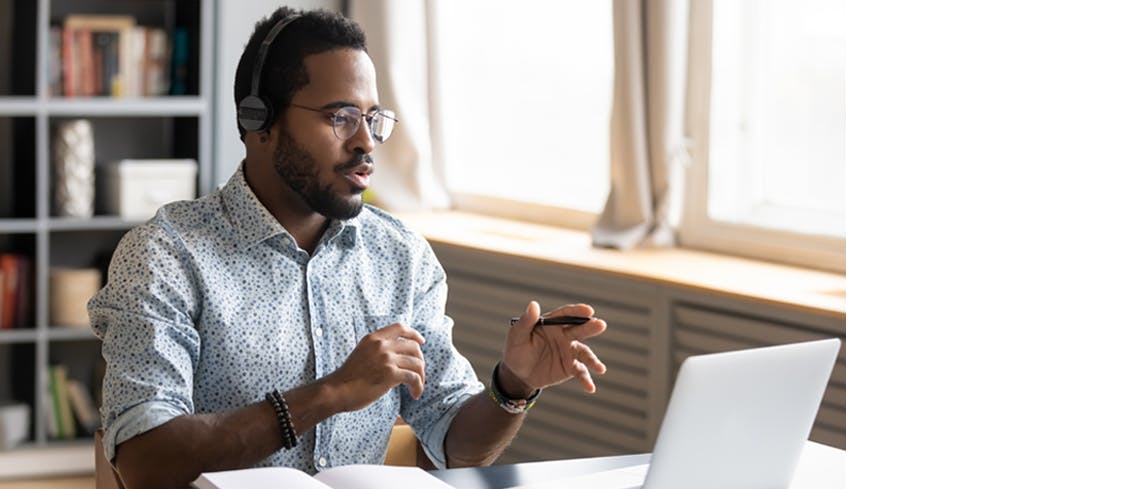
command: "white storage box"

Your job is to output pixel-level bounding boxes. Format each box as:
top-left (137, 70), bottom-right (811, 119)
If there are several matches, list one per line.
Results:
top-left (103, 159), bottom-right (197, 219)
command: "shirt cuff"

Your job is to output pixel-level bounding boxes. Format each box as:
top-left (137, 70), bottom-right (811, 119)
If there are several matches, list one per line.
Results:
top-left (420, 388), bottom-right (483, 469)
top-left (101, 401), bottom-right (186, 464)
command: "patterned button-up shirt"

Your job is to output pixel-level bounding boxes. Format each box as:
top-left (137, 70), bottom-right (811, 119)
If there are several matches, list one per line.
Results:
top-left (90, 165), bottom-right (483, 473)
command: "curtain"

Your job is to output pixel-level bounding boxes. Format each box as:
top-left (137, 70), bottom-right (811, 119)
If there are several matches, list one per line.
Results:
top-left (592, 0), bottom-right (690, 249)
top-left (350, 0), bottom-right (450, 211)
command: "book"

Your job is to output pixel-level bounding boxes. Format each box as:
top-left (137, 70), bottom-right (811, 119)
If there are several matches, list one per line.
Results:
top-left (143, 27), bottom-right (169, 96)
top-left (192, 465), bottom-right (456, 489)
top-left (67, 379), bottom-right (99, 435)
top-left (169, 27), bottom-right (189, 95)
top-left (40, 376), bottom-right (58, 438)
top-left (12, 254), bottom-right (31, 328)
top-left (0, 266), bottom-right (5, 329)
top-left (0, 253), bottom-right (32, 328)
top-left (0, 253), bottom-right (21, 329)
top-left (61, 14), bottom-right (136, 98)
top-left (49, 364), bottom-right (76, 439)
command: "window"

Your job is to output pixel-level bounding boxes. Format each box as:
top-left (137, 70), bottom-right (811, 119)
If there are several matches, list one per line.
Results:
top-left (434, 1), bottom-right (613, 228)
top-left (682, 0), bottom-right (845, 271)
top-left (430, 1), bottom-right (844, 270)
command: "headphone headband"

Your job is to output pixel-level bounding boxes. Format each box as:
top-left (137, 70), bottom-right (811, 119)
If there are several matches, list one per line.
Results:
top-left (249, 13), bottom-right (300, 98)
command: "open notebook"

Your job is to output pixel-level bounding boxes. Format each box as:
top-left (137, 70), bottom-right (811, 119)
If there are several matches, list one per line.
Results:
top-left (192, 464), bottom-right (456, 489)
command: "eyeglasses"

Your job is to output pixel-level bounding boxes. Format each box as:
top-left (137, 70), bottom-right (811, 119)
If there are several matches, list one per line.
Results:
top-left (289, 104), bottom-right (398, 143)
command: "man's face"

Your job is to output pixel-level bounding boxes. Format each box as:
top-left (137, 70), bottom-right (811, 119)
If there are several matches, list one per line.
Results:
top-left (272, 48), bottom-right (380, 220)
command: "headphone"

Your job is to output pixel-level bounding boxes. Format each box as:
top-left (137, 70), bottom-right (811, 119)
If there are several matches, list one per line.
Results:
top-left (237, 13), bottom-right (302, 134)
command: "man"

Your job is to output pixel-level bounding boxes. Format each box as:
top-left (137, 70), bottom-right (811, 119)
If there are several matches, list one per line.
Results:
top-left (90, 7), bottom-right (607, 488)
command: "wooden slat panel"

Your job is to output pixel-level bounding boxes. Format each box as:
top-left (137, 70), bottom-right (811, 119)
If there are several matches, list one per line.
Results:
top-left (823, 384), bottom-right (846, 408)
top-left (529, 405), bottom-right (646, 451)
top-left (809, 425), bottom-right (846, 450)
top-left (816, 405), bottom-right (845, 429)
top-left (675, 306), bottom-right (844, 360)
top-left (539, 388), bottom-right (647, 434)
top-left (518, 418), bottom-right (633, 459)
top-left (447, 274), bottom-right (652, 331)
top-left (504, 436), bottom-right (574, 464)
top-left (447, 297), bottom-right (652, 346)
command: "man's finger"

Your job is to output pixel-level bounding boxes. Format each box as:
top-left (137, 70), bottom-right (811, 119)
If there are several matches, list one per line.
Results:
top-left (575, 342), bottom-right (606, 375)
top-left (401, 368), bottom-right (425, 400)
top-left (573, 361), bottom-right (596, 393)
top-left (547, 303), bottom-right (595, 319)
top-left (377, 322), bottom-right (426, 344)
top-left (510, 301), bottom-right (542, 336)
top-left (394, 337), bottom-right (426, 361)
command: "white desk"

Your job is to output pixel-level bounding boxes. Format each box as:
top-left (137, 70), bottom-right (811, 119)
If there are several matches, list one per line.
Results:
top-left (432, 441), bottom-right (845, 489)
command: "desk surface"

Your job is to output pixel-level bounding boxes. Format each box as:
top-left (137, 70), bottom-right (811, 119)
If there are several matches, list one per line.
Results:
top-left (431, 441), bottom-right (845, 489)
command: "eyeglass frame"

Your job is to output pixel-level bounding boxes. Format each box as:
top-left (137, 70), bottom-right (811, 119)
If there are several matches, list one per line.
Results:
top-left (288, 103), bottom-right (399, 143)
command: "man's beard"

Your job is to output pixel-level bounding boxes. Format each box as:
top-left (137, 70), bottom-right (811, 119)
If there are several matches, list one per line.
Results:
top-left (272, 129), bottom-right (365, 220)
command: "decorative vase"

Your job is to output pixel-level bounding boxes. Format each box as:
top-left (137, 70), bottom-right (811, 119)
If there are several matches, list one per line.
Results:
top-left (52, 119), bottom-right (96, 217)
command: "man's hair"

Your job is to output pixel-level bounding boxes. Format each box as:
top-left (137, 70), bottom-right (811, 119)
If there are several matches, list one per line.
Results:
top-left (233, 6), bottom-right (367, 141)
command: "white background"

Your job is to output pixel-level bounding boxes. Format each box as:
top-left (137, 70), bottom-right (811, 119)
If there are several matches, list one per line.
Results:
top-left (851, 0), bottom-right (1140, 486)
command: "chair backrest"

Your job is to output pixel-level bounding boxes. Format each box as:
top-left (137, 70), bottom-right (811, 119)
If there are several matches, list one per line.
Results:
top-left (95, 421), bottom-right (432, 488)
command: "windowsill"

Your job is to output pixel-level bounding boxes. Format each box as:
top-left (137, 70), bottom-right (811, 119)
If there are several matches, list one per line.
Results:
top-left (393, 210), bottom-right (846, 318)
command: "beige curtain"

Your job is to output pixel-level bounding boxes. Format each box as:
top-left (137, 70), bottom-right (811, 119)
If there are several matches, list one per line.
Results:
top-left (592, 0), bottom-right (690, 249)
top-left (351, 0), bottom-right (450, 211)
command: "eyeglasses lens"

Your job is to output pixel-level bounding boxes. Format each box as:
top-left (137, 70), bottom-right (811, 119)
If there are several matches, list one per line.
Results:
top-left (329, 107), bottom-right (396, 142)
top-left (333, 107), bottom-right (360, 140)
top-left (372, 110), bottom-right (396, 142)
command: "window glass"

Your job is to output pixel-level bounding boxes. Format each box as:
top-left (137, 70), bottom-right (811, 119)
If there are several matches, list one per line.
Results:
top-left (708, 0), bottom-right (845, 238)
top-left (436, 1), bottom-right (613, 214)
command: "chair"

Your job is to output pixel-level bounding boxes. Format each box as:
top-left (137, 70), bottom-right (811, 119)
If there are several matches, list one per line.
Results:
top-left (382, 420), bottom-right (434, 469)
top-left (96, 420), bottom-right (431, 489)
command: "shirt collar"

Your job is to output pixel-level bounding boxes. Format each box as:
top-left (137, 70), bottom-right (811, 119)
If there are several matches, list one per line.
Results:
top-left (221, 163), bottom-right (362, 251)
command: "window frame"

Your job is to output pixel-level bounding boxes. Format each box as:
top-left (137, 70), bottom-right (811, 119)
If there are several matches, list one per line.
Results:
top-left (677, 0), bottom-right (845, 272)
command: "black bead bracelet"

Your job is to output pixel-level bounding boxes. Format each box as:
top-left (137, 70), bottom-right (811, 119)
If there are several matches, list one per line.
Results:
top-left (266, 389), bottom-right (298, 449)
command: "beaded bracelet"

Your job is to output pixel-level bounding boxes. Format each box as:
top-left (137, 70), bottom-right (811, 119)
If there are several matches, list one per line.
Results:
top-left (265, 389), bottom-right (298, 449)
top-left (488, 362), bottom-right (541, 414)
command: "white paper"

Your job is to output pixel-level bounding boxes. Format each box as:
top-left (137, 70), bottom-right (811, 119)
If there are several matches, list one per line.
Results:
top-left (193, 464), bottom-right (456, 489)
top-left (314, 465), bottom-right (457, 489)
top-left (193, 466), bottom-right (332, 489)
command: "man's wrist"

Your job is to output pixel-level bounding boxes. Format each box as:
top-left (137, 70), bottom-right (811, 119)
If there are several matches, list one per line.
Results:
top-left (495, 362), bottom-right (536, 399)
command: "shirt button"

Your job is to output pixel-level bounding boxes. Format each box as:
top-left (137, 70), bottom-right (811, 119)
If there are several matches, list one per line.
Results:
top-left (315, 327), bottom-right (323, 337)
top-left (318, 457), bottom-right (328, 467)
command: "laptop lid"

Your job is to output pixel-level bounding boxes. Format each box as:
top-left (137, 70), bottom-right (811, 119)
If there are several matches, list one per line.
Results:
top-left (642, 338), bottom-right (841, 489)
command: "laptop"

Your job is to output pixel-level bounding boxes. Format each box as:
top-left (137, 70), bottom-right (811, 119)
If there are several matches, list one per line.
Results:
top-left (507, 338), bottom-right (841, 489)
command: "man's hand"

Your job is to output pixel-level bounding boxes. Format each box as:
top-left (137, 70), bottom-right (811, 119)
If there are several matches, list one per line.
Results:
top-left (325, 323), bottom-right (427, 412)
top-left (500, 302), bottom-right (608, 397)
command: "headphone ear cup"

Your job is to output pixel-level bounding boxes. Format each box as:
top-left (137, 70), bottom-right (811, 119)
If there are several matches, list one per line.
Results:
top-left (238, 95), bottom-right (274, 133)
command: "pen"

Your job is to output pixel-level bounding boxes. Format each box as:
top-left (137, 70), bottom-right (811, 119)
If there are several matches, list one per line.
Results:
top-left (509, 316), bottom-right (594, 327)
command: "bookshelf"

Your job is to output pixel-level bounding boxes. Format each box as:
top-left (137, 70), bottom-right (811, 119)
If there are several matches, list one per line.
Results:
top-left (0, 0), bottom-right (215, 465)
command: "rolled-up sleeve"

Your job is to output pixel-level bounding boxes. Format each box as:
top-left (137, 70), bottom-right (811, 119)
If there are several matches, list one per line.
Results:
top-left (89, 222), bottom-right (201, 463)
top-left (399, 238), bottom-right (484, 469)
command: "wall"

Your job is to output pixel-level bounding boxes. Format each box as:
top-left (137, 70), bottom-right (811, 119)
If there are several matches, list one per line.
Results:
top-left (211, 0), bottom-right (341, 188)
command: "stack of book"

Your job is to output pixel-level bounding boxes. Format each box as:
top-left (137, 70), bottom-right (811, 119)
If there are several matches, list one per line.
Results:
top-left (48, 14), bottom-right (190, 98)
top-left (0, 253), bottom-right (32, 330)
